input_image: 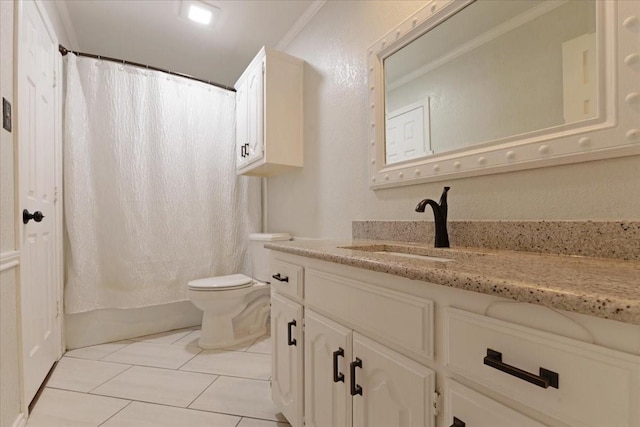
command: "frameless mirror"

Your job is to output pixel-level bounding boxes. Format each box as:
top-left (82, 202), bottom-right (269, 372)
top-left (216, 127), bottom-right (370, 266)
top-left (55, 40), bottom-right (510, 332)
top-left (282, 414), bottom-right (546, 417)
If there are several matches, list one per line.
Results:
top-left (368, 0), bottom-right (639, 189)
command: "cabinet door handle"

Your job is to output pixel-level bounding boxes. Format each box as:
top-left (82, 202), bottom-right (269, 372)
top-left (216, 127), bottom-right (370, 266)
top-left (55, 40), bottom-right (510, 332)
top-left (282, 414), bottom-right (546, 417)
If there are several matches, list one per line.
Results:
top-left (483, 348), bottom-right (559, 389)
top-left (450, 417), bottom-right (465, 427)
top-left (240, 145), bottom-right (244, 157)
top-left (350, 357), bottom-right (363, 396)
top-left (272, 273), bottom-right (289, 283)
top-left (287, 320), bottom-right (297, 346)
top-left (333, 348), bottom-right (345, 383)
top-left (244, 143), bottom-right (249, 156)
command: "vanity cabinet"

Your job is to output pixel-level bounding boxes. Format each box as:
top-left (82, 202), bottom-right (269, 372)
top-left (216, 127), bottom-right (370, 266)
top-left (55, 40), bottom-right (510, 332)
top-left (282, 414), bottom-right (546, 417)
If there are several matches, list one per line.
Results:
top-left (271, 292), bottom-right (303, 427)
top-left (444, 380), bottom-right (545, 427)
top-left (235, 47), bottom-right (303, 177)
top-left (269, 251), bottom-right (640, 427)
top-left (445, 307), bottom-right (640, 427)
top-left (305, 310), bottom-right (435, 427)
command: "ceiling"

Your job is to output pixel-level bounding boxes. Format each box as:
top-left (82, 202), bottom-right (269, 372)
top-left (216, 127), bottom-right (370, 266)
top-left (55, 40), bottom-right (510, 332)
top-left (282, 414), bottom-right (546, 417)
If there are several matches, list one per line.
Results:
top-left (58, 0), bottom-right (320, 88)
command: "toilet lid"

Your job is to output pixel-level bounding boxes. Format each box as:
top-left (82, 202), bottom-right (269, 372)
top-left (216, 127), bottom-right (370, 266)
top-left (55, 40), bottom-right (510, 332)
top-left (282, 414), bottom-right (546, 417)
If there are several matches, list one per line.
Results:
top-left (188, 274), bottom-right (253, 290)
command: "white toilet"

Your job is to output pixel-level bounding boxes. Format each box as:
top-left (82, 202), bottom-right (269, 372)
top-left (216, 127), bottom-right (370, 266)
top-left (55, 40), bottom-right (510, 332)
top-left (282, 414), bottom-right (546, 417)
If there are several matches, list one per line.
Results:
top-left (188, 233), bottom-right (291, 350)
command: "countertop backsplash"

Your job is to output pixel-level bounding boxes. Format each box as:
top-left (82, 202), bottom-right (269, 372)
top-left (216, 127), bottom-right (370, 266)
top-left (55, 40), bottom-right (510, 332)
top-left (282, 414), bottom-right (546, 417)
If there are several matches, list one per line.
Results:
top-left (352, 220), bottom-right (640, 261)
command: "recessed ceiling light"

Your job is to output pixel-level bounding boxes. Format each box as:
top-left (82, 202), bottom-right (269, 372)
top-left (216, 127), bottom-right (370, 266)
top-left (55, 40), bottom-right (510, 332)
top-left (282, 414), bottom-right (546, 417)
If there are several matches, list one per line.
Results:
top-left (180, 1), bottom-right (220, 27)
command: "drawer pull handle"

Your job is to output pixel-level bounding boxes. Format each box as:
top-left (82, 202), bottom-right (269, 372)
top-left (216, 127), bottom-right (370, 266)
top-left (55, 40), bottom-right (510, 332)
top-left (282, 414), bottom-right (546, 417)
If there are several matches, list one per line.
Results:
top-left (333, 348), bottom-right (345, 383)
top-left (350, 357), bottom-right (363, 396)
top-left (272, 273), bottom-right (289, 283)
top-left (483, 348), bottom-right (559, 389)
top-left (450, 417), bottom-right (465, 427)
top-left (287, 320), bottom-right (297, 346)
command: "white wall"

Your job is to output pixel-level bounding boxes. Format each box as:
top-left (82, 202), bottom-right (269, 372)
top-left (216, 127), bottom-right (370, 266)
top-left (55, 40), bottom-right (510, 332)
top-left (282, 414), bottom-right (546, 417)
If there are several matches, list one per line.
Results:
top-left (0, 1), bottom-right (23, 426)
top-left (267, 0), bottom-right (640, 239)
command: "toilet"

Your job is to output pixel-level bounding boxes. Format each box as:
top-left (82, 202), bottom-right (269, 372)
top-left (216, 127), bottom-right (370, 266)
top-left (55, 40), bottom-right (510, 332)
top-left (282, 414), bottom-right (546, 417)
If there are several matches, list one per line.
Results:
top-left (188, 233), bottom-right (291, 350)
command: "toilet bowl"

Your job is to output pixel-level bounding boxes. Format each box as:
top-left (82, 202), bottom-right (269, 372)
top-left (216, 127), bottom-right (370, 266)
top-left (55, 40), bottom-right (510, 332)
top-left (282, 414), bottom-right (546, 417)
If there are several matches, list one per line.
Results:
top-left (187, 233), bottom-right (291, 350)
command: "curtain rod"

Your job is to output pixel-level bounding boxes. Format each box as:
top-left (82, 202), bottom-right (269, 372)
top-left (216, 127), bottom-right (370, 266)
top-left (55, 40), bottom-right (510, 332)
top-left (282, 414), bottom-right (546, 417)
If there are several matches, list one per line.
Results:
top-left (58, 45), bottom-right (236, 92)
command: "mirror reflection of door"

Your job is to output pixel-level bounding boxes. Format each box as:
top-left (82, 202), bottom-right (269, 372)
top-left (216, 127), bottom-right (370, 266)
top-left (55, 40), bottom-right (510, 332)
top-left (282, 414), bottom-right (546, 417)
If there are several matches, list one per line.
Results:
top-left (385, 99), bottom-right (432, 165)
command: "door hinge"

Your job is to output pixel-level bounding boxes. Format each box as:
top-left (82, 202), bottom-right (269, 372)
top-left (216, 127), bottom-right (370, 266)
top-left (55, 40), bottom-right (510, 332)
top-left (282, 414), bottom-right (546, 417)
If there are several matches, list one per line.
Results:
top-left (56, 301), bottom-right (61, 318)
top-left (432, 391), bottom-right (442, 416)
top-left (53, 68), bottom-right (56, 88)
top-left (54, 186), bottom-right (59, 204)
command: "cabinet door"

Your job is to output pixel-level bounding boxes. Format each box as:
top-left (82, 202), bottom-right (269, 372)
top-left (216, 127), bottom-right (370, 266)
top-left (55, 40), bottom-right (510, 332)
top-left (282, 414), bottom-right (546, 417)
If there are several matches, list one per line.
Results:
top-left (271, 292), bottom-right (303, 427)
top-left (245, 58), bottom-right (264, 166)
top-left (305, 311), bottom-right (351, 427)
top-left (352, 333), bottom-right (435, 427)
top-left (235, 78), bottom-right (248, 168)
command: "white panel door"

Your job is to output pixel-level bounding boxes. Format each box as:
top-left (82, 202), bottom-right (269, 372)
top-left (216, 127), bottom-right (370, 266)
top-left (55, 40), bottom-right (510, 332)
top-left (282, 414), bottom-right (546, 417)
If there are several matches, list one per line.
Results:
top-left (18, 0), bottom-right (61, 406)
top-left (562, 33), bottom-right (597, 123)
top-left (352, 333), bottom-right (435, 427)
top-left (271, 292), bottom-right (303, 427)
top-left (385, 101), bottom-right (430, 165)
top-left (245, 59), bottom-right (264, 166)
top-left (305, 310), bottom-right (351, 427)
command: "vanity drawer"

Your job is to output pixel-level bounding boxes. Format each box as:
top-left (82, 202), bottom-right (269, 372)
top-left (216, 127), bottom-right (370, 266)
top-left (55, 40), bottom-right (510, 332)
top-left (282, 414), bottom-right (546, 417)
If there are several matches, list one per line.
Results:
top-left (270, 260), bottom-right (303, 300)
top-left (445, 380), bottom-right (545, 427)
top-left (445, 308), bottom-right (640, 427)
top-left (306, 268), bottom-right (434, 360)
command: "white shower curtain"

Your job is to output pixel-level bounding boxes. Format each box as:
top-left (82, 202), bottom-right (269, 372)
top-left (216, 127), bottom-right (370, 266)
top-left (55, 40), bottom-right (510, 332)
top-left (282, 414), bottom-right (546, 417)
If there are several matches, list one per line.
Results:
top-left (64, 54), bottom-right (261, 314)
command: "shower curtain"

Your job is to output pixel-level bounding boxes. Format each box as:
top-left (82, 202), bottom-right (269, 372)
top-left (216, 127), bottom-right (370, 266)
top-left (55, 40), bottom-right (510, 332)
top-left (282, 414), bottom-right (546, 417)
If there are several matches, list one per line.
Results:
top-left (64, 54), bottom-right (261, 314)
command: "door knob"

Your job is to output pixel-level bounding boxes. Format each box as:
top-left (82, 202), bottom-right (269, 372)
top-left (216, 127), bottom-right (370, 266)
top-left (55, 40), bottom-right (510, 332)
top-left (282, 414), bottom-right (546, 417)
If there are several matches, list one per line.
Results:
top-left (23, 209), bottom-right (45, 224)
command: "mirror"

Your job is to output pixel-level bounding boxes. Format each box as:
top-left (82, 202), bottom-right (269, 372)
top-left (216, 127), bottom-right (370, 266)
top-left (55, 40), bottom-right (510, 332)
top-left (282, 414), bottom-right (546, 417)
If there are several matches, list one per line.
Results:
top-left (384, 0), bottom-right (596, 164)
top-left (368, 0), bottom-right (639, 189)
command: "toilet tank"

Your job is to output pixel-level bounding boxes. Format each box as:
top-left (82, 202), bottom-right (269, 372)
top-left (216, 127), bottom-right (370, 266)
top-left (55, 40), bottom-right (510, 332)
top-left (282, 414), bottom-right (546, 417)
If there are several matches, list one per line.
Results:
top-left (249, 233), bottom-right (291, 283)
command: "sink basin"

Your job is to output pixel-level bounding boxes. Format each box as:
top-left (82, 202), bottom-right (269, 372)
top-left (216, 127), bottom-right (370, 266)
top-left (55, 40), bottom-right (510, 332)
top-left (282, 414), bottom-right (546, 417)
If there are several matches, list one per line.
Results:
top-left (341, 244), bottom-right (454, 262)
top-left (372, 251), bottom-right (454, 262)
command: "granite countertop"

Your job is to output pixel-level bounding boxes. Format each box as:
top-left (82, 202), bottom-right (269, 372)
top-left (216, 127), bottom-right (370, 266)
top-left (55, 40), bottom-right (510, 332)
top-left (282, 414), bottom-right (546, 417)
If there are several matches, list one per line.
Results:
top-left (265, 239), bottom-right (640, 326)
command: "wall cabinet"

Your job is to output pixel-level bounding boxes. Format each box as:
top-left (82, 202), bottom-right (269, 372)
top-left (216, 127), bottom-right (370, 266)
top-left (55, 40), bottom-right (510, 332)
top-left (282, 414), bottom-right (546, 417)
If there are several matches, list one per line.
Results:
top-left (270, 252), bottom-right (640, 427)
top-left (235, 47), bottom-right (303, 177)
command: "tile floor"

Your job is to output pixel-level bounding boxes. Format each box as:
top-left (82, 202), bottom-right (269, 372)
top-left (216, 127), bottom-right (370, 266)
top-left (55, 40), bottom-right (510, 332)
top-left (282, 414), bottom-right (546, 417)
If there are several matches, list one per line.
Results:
top-left (27, 327), bottom-right (291, 427)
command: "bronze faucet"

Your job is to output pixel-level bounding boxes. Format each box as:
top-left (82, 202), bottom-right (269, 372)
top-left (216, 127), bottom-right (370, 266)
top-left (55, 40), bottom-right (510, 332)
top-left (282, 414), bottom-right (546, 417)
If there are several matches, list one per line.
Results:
top-left (415, 186), bottom-right (450, 248)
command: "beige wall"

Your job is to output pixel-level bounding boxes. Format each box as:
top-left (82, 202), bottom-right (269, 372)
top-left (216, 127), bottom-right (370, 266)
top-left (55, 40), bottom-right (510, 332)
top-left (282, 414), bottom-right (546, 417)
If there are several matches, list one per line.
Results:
top-left (1, 0), bottom-right (23, 426)
top-left (267, 0), bottom-right (640, 239)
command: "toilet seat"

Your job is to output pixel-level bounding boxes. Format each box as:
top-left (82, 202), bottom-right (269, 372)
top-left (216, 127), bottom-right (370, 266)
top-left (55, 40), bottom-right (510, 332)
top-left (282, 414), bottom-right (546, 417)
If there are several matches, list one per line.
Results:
top-left (188, 274), bottom-right (253, 291)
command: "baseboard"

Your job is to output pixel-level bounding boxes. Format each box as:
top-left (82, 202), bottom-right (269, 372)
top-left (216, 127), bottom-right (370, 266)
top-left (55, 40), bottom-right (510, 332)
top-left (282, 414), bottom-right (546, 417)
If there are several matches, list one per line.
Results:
top-left (12, 413), bottom-right (27, 427)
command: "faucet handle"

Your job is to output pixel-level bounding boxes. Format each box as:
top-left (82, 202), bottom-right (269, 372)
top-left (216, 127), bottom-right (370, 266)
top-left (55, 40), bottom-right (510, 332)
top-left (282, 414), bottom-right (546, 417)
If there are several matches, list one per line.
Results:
top-left (439, 186), bottom-right (450, 220)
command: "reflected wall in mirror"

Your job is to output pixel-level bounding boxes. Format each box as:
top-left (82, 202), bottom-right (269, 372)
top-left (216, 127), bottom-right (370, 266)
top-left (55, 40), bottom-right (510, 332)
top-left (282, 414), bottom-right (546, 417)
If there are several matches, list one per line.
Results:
top-left (368, 0), bottom-right (639, 189)
top-left (384, 0), bottom-right (596, 163)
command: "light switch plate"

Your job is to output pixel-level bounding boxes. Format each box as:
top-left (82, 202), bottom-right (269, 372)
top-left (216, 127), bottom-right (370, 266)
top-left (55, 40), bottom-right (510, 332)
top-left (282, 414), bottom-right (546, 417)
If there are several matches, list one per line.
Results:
top-left (2, 97), bottom-right (11, 132)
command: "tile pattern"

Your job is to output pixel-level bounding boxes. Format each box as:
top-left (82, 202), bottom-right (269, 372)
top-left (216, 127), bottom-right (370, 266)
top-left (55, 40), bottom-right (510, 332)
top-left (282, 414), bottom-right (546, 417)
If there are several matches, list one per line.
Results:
top-left (27, 329), bottom-right (290, 427)
top-left (352, 220), bottom-right (640, 260)
top-left (265, 239), bottom-right (640, 325)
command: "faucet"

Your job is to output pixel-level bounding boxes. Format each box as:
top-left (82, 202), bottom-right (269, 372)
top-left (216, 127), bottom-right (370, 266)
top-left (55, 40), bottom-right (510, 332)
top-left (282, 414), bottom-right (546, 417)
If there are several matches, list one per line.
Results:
top-left (415, 186), bottom-right (450, 248)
